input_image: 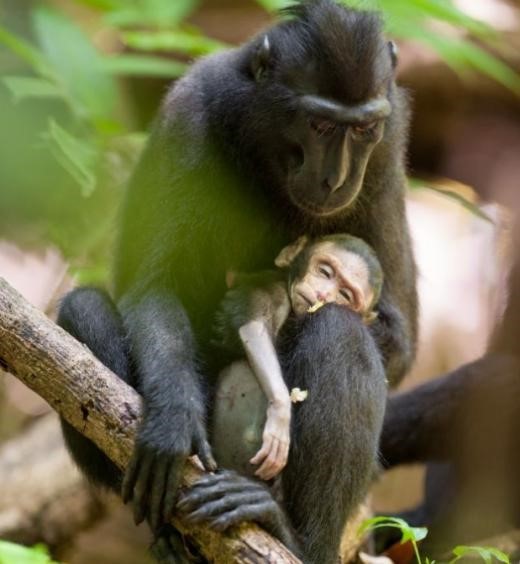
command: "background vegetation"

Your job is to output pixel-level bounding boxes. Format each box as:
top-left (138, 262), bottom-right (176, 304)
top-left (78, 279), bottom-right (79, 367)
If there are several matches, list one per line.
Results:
top-left (0, 0), bottom-right (518, 284)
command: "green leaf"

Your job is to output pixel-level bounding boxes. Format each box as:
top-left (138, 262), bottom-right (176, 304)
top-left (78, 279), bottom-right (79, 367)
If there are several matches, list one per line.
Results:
top-left (0, 541), bottom-right (59, 563)
top-left (45, 119), bottom-right (98, 197)
top-left (378, 0), bottom-right (491, 38)
top-left (359, 516), bottom-right (427, 564)
top-left (70, 263), bottom-right (110, 285)
top-left (72, 0), bottom-right (122, 10)
top-left (337, 0), bottom-right (518, 94)
top-left (122, 30), bottom-right (230, 56)
top-left (418, 35), bottom-right (520, 95)
top-left (0, 26), bottom-right (55, 79)
top-left (452, 545), bottom-right (510, 564)
top-left (255, 0), bottom-right (297, 11)
top-left (100, 54), bottom-right (187, 77)
top-left (408, 180), bottom-right (494, 224)
top-left (32, 6), bottom-right (117, 122)
top-left (105, 0), bottom-right (200, 28)
top-left (359, 516), bottom-right (428, 543)
top-left (2, 75), bottom-right (65, 103)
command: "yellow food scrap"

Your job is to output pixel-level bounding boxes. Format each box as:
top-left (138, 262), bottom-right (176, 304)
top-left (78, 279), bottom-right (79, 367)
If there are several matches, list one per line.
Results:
top-left (290, 387), bottom-right (309, 403)
top-left (307, 300), bottom-right (325, 313)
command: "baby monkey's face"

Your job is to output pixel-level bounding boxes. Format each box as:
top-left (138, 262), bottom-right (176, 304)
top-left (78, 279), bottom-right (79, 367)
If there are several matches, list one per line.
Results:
top-left (290, 242), bottom-right (375, 317)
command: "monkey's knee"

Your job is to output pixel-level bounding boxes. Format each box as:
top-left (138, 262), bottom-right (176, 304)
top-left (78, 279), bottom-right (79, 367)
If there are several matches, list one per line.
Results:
top-left (58, 288), bottom-right (127, 491)
top-left (58, 287), bottom-right (130, 382)
top-left (58, 287), bottom-right (117, 334)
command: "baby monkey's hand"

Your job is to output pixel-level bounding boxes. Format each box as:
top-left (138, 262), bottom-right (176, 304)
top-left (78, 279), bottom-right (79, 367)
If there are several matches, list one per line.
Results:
top-left (250, 399), bottom-right (291, 480)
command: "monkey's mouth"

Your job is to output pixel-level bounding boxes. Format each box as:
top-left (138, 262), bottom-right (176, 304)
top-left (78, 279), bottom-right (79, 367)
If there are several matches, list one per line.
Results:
top-left (298, 292), bottom-right (321, 310)
top-left (289, 191), bottom-right (357, 218)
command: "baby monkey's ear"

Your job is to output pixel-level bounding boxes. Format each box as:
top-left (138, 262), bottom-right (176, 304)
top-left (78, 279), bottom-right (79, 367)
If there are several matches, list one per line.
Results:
top-left (275, 235), bottom-right (309, 268)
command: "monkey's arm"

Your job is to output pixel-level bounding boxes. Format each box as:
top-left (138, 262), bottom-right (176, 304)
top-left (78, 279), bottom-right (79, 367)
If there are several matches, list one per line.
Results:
top-left (213, 272), bottom-right (292, 479)
top-left (118, 290), bottom-right (216, 529)
top-left (212, 271), bottom-right (289, 355)
top-left (369, 298), bottom-right (410, 387)
top-left (364, 179), bottom-right (418, 386)
top-left (239, 319), bottom-right (291, 480)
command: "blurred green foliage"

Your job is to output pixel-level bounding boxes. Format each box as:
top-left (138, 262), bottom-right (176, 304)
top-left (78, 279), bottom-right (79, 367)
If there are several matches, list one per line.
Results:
top-left (0, 540), bottom-right (59, 564)
top-left (359, 517), bottom-right (511, 564)
top-left (0, 0), bottom-right (518, 285)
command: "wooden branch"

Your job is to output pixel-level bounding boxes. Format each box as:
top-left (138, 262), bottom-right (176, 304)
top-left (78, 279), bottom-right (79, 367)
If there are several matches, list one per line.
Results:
top-left (0, 278), bottom-right (301, 564)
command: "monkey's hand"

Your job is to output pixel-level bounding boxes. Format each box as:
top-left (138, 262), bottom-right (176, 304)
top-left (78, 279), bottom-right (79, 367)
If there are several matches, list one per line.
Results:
top-left (122, 409), bottom-right (217, 532)
top-left (369, 299), bottom-right (412, 387)
top-left (177, 469), bottom-right (300, 554)
top-left (250, 400), bottom-right (291, 481)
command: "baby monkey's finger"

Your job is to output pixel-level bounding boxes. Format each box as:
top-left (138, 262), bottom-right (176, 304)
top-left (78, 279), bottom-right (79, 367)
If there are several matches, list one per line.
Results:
top-left (254, 439), bottom-right (282, 480)
top-left (249, 436), bottom-right (273, 466)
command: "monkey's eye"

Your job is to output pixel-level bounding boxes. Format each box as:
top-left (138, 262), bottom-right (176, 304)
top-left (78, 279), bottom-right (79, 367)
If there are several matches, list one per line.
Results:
top-left (351, 121), bottom-right (378, 137)
top-left (318, 264), bottom-right (334, 279)
top-left (309, 118), bottom-right (338, 137)
top-left (340, 288), bottom-right (354, 303)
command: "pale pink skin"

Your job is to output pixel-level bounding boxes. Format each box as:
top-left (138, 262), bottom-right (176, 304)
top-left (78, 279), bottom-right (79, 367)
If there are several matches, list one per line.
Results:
top-left (242, 242), bottom-right (375, 481)
top-left (290, 241), bottom-right (374, 317)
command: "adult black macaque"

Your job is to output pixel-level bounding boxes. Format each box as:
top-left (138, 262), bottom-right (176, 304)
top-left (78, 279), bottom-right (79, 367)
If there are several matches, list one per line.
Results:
top-left (379, 217), bottom-right (520, 557)
top-left (58, 1), bottom-right (417, 562)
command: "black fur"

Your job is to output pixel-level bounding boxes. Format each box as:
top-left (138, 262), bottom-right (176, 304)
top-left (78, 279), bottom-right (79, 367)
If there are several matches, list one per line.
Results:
top-left (58, 1), bottom-right (417, 562)
top-left (279, 306), bottom-right (387, 562)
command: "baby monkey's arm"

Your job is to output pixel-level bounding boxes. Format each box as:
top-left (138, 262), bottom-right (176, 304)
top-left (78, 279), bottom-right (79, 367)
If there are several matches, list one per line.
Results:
top-left (236, 278), bottom-right (292, 481)
top-left (239, 319), bottom-right (291, 480)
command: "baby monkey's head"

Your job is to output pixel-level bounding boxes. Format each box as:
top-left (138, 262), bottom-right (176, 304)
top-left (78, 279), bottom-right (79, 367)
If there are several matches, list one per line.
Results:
top-left (275, 234), bottom-right (383, 321)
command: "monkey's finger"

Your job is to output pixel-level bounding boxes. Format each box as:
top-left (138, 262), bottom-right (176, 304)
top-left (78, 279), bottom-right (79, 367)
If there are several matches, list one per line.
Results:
top-left (255, 440), bottom-right (281, 480)
top-left (280, 442), bottom-right (289, 468)
top-left (122, 449), bottom-right (141, 503)
top-left (151, 528), bottom-right (191, 564)
top-left (177, 473), bottom-right (265, 513)
top-left (133, 453), bottom-right (154, 525)
top-left (250, 437), bottom-right (272, 465)
top-left (162, 456), bottom-right (185, 523)
top-left (194, 433), bottom-right (217, 472)
top-left (268, 440), bottom-right (287, 479)
top-left (209, 501), bottom-right (274, 533)
top-left (185, 491), bottom-right (265, 524)
top-left (149, 455), bottom-right (169, 531)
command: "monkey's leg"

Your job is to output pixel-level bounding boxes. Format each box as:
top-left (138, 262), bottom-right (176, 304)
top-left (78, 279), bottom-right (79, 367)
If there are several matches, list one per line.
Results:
top-left (58, 288), bottom-right (196, 563)
top-left (280, 306), bottom-right (387, 564)
top-left (57, 287), bottom-right (132, 491)
top-left (381, 354), bottom-right (520, 555)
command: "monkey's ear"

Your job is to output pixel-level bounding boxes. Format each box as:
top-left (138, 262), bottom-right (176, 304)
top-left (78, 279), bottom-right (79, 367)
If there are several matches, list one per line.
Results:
top-left (388, 40), bottom-right (398, 70)
top-left (251, 35), bottom-right (272, 82)
top-left (275, 235), bottom-right (309, 268)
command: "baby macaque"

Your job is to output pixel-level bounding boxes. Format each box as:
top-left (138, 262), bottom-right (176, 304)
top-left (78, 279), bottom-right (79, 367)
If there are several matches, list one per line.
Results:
top-left (211, 234), bottom-right (383, 481)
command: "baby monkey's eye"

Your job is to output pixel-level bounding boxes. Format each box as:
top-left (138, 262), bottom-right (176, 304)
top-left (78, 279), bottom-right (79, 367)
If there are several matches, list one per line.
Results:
top-left (340, 288), bottom-right (354, 303)
top-left (318, 264), bottom-right (333, 279)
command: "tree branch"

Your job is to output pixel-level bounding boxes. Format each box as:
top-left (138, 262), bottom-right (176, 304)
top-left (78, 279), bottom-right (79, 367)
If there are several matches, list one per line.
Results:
top-left (0, 277), bottom-right (301, 564)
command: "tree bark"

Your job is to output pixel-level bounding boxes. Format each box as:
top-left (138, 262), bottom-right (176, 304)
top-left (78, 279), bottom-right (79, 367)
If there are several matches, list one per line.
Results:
top-left (0, 277), bottom-right (301, 564)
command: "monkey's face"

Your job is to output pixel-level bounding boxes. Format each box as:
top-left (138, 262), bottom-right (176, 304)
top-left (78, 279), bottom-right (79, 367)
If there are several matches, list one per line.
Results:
top-left (246, 10), bottom-right (396, 218)
top-left (289, 242), bottom-right (374, 316)
top-left (282, 97), bottom-right (389, 218)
